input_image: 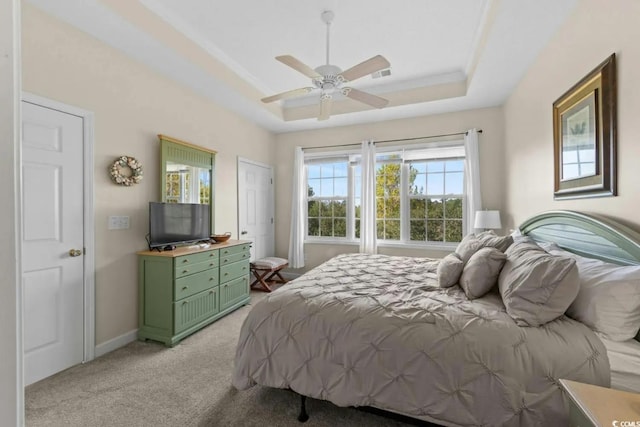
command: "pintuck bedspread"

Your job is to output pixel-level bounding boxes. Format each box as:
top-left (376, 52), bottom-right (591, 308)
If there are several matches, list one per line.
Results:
top-left (232, 253), bottom-right (609, 427)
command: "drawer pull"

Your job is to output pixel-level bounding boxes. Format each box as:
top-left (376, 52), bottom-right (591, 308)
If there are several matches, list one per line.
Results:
top-left (223, 259), bottom-right (228, 263)
top-left (224, 272), bottom-right (228, 276)
top-left (182, 259), bottom-right (188, 263)
top-left (224, 284), bottom-right (228, 288)
top-left (242, 266), bottom-right (246, 270)
top-left (223, 250), bottom-right (229, 254)
top-left (209, 253), bottom-right (215, 257)
top-left (209, 290), bottom-right (214, 294)
top-left (182, 301), bottom-right (188, 305)
top-left (209, 277), bottom-right (214, 281)
top-left (182, 286), bottom-right (188, 291)
top-left (209, 263), bottom-right (215, 267)
top-left (182, 270), bottom-right (189, 274)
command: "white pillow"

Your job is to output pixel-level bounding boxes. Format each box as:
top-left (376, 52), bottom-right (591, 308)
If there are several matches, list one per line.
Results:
top-left (437, 253), bottom-right (464, 288)
top-left (548, 247), bottom-right (640, 341)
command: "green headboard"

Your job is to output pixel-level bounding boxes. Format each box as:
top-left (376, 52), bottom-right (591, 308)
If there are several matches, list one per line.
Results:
top-left (519, 210), bottom-right (640, 266)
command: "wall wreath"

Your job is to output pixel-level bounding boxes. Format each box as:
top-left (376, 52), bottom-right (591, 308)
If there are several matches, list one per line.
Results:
top-left (109, 156), bottom-right (143, 186)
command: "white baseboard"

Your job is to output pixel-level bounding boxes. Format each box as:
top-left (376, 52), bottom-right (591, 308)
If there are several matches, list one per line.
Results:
top-left (94, 329), bottom-right (138, 358)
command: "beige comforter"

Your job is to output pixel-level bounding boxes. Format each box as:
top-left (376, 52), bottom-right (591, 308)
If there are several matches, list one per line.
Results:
top-left (232, 253), bottom-right (609, 426)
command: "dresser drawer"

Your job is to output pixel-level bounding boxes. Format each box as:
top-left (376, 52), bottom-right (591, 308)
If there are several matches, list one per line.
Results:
top-left (174, 250), bottom-right (218, 278)
top-left (219, 243), bottom-right (250, 258)
top-left (220, 250), bottom-right (249, 266)
top-left (220, 275), bottom-right (250, 312)
top-left (173, 287), bottom-right (219, 334)
top-left (220, 261), bottom-right (249, 283)
top-left (174, 267), bottom-right (219, 300)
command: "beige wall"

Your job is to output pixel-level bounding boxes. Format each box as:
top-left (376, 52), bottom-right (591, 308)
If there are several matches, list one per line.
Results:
top-left (504, 0), bottom-right (640, 231)
top-left (275, 107), bottom-right (505, 273)
top-left (21, 4), bottom-right (276, 345)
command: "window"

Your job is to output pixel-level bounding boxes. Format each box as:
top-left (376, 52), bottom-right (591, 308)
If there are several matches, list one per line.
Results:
top-left (307, 159), bottom-right (349, 238)
top-left (305, 142), bottom-right (466, 245)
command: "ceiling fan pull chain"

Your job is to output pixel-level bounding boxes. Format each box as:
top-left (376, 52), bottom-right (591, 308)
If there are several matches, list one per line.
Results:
top-left (325, 12), bottom-right (331, 66)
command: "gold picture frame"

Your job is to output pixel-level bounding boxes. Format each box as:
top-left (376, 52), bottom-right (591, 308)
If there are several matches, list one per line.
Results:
top-left (553, 53), bottom-right (617, 200)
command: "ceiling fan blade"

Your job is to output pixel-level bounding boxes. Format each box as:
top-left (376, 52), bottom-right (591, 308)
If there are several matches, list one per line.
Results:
top-left (276, 55), bottom-right (321, 79)
top-left (318, 95), bottom-right (332, 121)
top-left (343, 88), bottom-right (389, 109)
top-left (339, 55), bottom-right (390, 82)
top-left (261, 87), bottom-right (315, 103)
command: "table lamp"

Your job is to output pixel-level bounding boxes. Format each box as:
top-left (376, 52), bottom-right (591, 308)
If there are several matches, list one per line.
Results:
top-left (474, 210), bottom-right (502, 231)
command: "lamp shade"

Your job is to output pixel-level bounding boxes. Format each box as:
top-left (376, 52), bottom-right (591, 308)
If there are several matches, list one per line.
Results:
top-left (474, 210), bottom-right (502, 229)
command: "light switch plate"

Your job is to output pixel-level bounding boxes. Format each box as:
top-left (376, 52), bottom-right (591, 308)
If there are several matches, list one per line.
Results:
top-left (108, 215), bottom-right (130, 230)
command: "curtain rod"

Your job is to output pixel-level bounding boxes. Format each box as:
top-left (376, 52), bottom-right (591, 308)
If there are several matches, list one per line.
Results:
top-left (302, 129), bottom-right (482, 151)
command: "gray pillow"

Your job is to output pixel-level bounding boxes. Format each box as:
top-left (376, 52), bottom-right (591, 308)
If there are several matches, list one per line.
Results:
top-left (498, 241), bottom-right (580, 327)
top-left (437, 253), bottom-right (464, 288)
top-left (460, 247), bottom-right (507, 299)
top-left (476, 230), bottom-right (514, 252)
top-left (455, 234), bottom-right (482, 264)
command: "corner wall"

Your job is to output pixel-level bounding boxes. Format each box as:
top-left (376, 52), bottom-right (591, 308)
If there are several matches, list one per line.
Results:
top-left (275, 107), bottom-right (505, 272)
top-left (504, 0), bottom-right (640, 230)
top-left (21, 4), bottom-right (276, 346)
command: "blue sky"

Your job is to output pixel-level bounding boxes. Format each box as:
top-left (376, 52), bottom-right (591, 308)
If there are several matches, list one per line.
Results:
top-left (307, 159), bottom-right (464, 198)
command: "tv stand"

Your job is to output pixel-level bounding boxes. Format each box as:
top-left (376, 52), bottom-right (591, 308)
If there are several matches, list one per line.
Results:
top-left (136, 240), bottom-right (251, 346)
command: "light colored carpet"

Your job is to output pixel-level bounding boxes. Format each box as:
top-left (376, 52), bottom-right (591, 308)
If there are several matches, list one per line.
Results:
top-left (25, 290), bottom-right (414, 426)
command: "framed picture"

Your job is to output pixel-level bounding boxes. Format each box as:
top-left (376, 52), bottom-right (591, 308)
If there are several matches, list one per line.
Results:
top-left (553, 53), bottom-right (617, 200)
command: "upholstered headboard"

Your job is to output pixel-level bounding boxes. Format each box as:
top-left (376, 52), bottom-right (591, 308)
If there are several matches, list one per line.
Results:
top-left (519, 210), bottom-right (640, 266)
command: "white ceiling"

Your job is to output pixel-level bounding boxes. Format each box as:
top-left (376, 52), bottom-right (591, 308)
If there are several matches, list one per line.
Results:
top-left (27, 0), bottom-right (578, 133)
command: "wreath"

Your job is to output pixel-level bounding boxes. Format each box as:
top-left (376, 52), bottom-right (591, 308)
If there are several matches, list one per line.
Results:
top-left (109, 156), bottom-right (143, 186)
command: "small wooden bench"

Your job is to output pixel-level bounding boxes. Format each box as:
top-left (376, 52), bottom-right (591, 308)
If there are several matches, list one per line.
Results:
top-left (250, 257), bottom-right (288, 292)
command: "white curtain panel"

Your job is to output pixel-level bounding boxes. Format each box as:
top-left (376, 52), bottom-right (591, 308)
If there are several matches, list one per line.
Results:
top-left (464, 129), bottom-right (483, 235)
top-left (288, 147), bottom-right (305, 268)
top-left (359, 140), bottom-right (377, 254)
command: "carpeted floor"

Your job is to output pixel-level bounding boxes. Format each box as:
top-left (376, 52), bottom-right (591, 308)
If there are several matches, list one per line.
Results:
top-left (25, 290), bottom-right (415, 427)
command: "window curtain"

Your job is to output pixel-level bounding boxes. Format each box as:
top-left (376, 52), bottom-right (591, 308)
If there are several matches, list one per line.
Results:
top-left (359, 140), bottom-right (377, 254)
top-left (288, 147), bottom-right (305, 268)
top-left (464, 129), bottom-right (482, 235)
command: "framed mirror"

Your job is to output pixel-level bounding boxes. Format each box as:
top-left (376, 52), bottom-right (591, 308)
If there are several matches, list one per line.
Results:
top-left (159, 134), bottom-right (216, 227)
top-left (552, 54), bottom-right (617, 200)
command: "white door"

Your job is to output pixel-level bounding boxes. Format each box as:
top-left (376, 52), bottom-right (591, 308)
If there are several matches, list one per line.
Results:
top-left (238, 159), bottom-right (274, 262)
top-left (22, 101), bottom-right (85, 385)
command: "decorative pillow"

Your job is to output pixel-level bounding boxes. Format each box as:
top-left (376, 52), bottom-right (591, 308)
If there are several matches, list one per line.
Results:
top-left (547, 247), bottom-right (640, 341)
top-left (459, 247), bottom-right (507, 299)
top-left (498, 241), bottom-right (579, 327)
top-left (455, 234), bottom-right (483, 264)
top-left (437, 253), bottom-right (464, 288)
top-left (476, 230), bottom-right (514, 252)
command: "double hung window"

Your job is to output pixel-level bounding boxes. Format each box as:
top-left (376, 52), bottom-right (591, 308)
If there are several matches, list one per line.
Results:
top-left (304, 142), bottom-right (466, 246)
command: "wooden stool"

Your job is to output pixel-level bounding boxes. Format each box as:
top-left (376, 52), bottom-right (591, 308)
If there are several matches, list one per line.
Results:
top-left (250, 257), bottom-right (288, 292)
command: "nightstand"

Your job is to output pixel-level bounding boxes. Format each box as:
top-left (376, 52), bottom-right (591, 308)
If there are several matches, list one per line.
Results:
top-left (560, 379), bottom-right (640, 427)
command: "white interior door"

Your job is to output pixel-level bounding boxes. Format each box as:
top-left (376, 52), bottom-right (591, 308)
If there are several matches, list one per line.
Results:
top-left (22, 100), bottom-right (85, 385)
top-left (238, 159), bottom-right (274, 262)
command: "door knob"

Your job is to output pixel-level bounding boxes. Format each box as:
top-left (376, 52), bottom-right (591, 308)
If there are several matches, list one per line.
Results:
top-left (241, 230), bottom-right (248, 235)
top-left (69, 249), bottom-right (82, 257)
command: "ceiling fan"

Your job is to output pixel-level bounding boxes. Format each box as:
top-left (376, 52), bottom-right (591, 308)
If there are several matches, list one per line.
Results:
top-left (261, 10), bottom-right (391, 121)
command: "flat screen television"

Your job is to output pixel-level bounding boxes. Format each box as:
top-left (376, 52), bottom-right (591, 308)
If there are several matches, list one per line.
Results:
top-left (148, 202), bottom-right (210, 249)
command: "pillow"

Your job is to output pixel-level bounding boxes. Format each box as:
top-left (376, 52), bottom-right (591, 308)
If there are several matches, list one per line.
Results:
top-left (498, 241), bottom-right (579, 327)
top-left (459, 247), bottom-right (507, 299)
top-left (547, 247), bottom-right (640, 341)
top-left (476, 230), bottom-right (514, 252)
top-left (455, 234), bottom-right (483, 264)
top-left (437, 253), bottom-right (464, 288)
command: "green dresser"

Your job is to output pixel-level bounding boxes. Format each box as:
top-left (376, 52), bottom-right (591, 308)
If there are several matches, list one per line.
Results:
top-left (137, 240), bottom-right (251, 346)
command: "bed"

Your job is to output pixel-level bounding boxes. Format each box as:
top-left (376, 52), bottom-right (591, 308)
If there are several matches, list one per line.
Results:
top-left (232, 211), bottom-right (640, 426)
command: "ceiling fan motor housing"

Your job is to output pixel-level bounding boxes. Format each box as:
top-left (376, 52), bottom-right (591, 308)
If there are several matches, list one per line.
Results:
top-left (314, 64), bottom-right (343, 91)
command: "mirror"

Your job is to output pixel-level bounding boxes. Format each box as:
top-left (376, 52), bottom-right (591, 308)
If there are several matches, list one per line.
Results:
top-left (159, 134), bottom-right (216, 227)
